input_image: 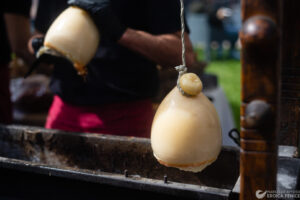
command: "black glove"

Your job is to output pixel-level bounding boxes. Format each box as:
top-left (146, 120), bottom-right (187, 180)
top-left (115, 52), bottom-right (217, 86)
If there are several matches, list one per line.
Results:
top-left (68, 0), bottom-right (126, 42)
top-left (25, 54), bottom-right (73, 78)
top-left (31, 37), bottom-right (44, 55)
top-left (25, 37), bottom-right (44, 78)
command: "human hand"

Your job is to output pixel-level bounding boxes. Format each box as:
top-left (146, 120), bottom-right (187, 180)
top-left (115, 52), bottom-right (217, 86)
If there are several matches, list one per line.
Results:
top-left (26, 35), bottom-right (73, 78)
top-left (216, 7), bottom-right (232, 20)
top-left (28, 34), bottom-right (44, 55)
top-left (67, 0), bottom-right (126, 42)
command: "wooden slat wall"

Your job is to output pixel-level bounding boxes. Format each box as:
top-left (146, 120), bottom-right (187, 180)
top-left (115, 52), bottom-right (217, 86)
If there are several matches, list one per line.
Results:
top-left (279, 1), bottom-right (300, 147)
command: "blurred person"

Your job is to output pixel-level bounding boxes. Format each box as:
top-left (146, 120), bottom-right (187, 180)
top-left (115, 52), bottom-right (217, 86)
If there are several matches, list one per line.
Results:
top-left (0, 1), bottom-right (33, 124)
top-left (31, 0), bottom-right (196, 137)
top-left (208, 0), bottom-right (240, 59)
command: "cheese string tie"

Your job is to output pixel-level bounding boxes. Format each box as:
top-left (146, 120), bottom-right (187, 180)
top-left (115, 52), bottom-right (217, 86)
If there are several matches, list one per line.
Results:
top-left (175, 0), bottom-right (188, 95)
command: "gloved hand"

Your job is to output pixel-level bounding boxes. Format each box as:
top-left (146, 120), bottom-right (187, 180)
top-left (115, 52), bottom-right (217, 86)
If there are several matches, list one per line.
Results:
top-left (26, 36), bottom-right (73, 78)
top-left (25, 54), bottom-right (73, 78)
top-left (68, 0), bottom-right (126, 42)
top-left (28, 35), bottom-right (45, 55)
top-left (31, 37), bottom-right (44, 55)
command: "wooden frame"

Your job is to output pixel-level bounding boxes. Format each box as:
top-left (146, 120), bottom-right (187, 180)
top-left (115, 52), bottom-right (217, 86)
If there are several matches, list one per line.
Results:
top-left (240, 0), bottom-right (300, 199)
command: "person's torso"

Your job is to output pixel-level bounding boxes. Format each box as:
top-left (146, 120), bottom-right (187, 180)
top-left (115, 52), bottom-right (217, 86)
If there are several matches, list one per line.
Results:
top-left (36, 0), bottom-right (182, 105)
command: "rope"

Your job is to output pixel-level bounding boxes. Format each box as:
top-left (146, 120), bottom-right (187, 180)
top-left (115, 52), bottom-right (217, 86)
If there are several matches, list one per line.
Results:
top-left (175, 0), bottom-right (188, 95)
top-left (180, 0), bottom-right (186, 67)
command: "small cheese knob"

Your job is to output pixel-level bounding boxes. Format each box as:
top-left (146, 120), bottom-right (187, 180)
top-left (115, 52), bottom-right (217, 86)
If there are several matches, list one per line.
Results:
top-left (179, 73), bottom-right (203, 96)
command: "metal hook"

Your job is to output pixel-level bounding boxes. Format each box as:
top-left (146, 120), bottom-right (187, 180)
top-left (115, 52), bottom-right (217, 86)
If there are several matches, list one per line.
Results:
top-left (228, 128), bottom-right (240, 146)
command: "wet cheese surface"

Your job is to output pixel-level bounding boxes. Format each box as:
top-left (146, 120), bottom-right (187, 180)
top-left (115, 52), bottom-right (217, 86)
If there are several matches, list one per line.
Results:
top-left (44, 6), bottom-right (100, 70)
top-left (151, 86), bottom-right (222, 172)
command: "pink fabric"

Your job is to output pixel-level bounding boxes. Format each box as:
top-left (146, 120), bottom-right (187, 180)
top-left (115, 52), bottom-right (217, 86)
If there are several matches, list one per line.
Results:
top-left (45, 95), bottom-right (154, 138)
top-left (0, 65), bottom-right (12, 124)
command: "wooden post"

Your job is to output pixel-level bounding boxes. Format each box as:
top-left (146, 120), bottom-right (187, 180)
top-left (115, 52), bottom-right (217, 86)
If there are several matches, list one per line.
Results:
top-left (239, 0), bottom-right (280, 199)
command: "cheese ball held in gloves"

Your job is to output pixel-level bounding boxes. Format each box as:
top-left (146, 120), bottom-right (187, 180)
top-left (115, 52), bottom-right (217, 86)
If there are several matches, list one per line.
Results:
top-left (151, 73), bottom-right (222, 173)
top-left (42, 6), bottom-right (100, 76)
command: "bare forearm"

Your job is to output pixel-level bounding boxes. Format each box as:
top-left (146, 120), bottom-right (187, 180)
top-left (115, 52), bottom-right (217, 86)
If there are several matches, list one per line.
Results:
top-left (4, 14), bottom-right (35, 65)
top-left (118, 28), bottom-right (196, 68)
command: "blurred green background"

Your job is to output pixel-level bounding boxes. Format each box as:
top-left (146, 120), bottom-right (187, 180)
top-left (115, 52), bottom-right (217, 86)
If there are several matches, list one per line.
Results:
top-left (205, 59), bottom-right (241, 129)
top-left (196, 48), bottom-right (241, 130)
